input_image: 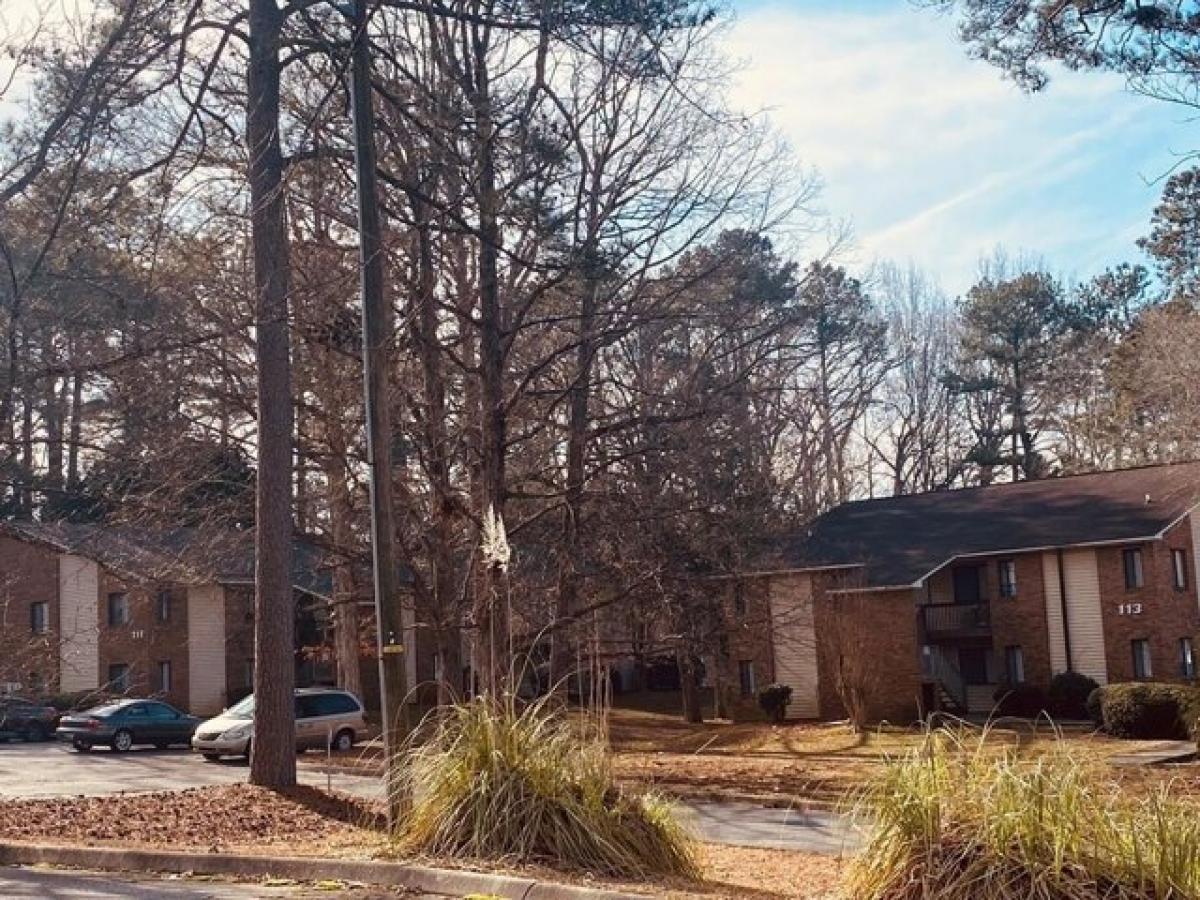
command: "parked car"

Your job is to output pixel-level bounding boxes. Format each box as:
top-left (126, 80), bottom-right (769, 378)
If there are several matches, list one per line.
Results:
top-left (0, 696), bottom-right (58, 742)
top-left (55, 699), bottom-right (200, 752)
top-left (191, 687), bottom-right (366, 761)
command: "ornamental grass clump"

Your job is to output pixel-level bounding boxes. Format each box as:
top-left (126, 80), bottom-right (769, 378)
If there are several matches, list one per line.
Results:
top-left (848, 726), bottom-right (1200, 899)
top-left (391, 696), bottom-right (697, 879)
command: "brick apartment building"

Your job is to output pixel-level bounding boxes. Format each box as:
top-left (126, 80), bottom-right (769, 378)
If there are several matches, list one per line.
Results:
top-left (721, 462), bottom-right (1200, 722)
top-left (0, 522), bottom-right (368, 716)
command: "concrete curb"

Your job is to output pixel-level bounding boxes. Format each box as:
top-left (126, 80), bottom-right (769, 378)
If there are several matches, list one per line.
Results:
top-left (0, 842), bottom-right (647, 899)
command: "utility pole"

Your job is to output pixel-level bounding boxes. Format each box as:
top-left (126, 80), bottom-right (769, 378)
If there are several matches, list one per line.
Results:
top-left (346, 0), bottom-right (408, 826)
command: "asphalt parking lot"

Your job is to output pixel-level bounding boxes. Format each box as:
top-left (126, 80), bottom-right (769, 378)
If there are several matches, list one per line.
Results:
top-left (0, 740), bottom-right (381, 800)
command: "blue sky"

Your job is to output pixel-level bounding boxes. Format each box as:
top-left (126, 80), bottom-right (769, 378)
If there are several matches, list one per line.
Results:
top-left (724, 1), bottom-right (1194, 294)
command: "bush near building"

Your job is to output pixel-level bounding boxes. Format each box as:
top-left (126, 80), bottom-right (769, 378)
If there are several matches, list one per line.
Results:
top-left (1093, 683), bottom-right (1200, 741)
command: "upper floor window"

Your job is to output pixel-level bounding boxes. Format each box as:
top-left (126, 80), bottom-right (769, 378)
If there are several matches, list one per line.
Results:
top-left (998, 560), bottom-right (1017, 598)
top-left (1181, 638), bottom-right (1196, 680)
top-left (1123, 549), bottom-right (1145, 590)
top-left (733, 582), bottom-right (747, 618)
top-left (1132, 639), bottom-right (1153, 680)
top-left (1172, 550), bottom-right (1189, 592)
top-left (157, 590), bottom-right (172, 623)
top-left (29, 602), bottom-right (49, 635)
top-left (107, 592), bottom-right (130, 627)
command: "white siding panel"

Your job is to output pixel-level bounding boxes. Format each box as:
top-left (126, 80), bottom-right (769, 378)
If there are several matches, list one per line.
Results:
top-left (768, 575), bottom-right (820, 719)
top-left (1062, 549), bottom-right (1108, 686)
top-left (58, 555), bottom-right (99, 692)
top-left (1041, 553), bottom-right (1069, 674)
top-left (187, 585), bottom-right (227, 715)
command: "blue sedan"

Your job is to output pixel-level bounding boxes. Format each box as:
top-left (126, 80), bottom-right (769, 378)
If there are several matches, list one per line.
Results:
top-left (56, 699), bottom-right (200, 752)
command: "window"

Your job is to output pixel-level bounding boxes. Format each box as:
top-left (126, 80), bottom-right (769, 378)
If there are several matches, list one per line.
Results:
top-left (738, 660), bottom-right (756, 698)
top-left (998, 560), bottom-right (1017, 598)
top-left (1132, 639), bottom-right (1153, 680)
top-left (308, 692), bottom-right (361, 717)
top-left (108, 663), bottom-right (130, 693)
top-left (107, 592), bottom-right (130, 627)
top-left (157, 660), bottom-right (171, 693)
top-left (1004, 645), bottom-right (1025, 684)
top-left (156, 590), bottom-right (172, 623)
top-left (29, 602), bottom-right (48, 635)
top-left (733, 582), bottom-right (747, 618)
top-left (1123, 549), bottom-right (1145, 590)
top-left (1172, 550), bottom-right (1189, 591)
top-left (1181, 638), bottom-right (1196, 679)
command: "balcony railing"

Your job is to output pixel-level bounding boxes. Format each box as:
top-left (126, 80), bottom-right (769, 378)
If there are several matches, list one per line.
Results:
top-left (920, 602), bottom-right (991, 640)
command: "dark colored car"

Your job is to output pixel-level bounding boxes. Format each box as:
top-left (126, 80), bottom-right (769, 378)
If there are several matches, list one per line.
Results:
top-left (0, 696), bottom-right (58, 742)
top-left (56, 699), bottom-right (200, 752)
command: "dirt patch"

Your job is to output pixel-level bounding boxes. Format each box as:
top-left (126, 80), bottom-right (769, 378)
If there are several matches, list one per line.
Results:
top-left (0, 784), bottom-right (382, 853)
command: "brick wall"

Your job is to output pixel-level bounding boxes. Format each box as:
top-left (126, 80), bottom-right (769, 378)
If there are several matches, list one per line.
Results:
top-left (97, 573), bottom-right (191, 710)
top-left (1097, 519), bottom-right (1200, 684)
top-left (0, 536), bottom-right (61, 694)
top-left (812, 578), bottom-right (924, 724)
top-left (717, 576), bottom-right (776, 720)
top-left (986, 552), bottom-right (1055, 687)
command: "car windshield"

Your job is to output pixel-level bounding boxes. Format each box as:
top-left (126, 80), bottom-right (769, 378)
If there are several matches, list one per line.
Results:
top-left (226, 695), bottom-right (255, 719)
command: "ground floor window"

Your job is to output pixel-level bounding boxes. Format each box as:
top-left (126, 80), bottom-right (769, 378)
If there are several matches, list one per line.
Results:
top-left (738, 660), bottom-right (756, 698)
top-left (1181, 638), bottom-right (1196, 679)
top-left (29, 602), bottom-right (48, 635)
top-left (1132, 639), bottom-right (1153, 680)
top-left (157, 660), bottom-right (171, 693)
top-left (108, 663), bottom-right (130, 693)
top-left (1004, 645), bottom-right (1025, 684)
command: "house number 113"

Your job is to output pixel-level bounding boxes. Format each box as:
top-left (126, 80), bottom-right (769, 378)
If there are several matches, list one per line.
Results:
top-left (1118, 603), bottom-right (1144, 616)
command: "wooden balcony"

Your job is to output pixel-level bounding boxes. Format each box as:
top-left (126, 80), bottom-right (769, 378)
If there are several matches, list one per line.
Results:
top-left (919, 602), bottom-right (991, 642)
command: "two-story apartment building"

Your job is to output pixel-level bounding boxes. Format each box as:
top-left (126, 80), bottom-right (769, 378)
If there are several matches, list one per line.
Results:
top-left (0, 522), bottom-right (340, 715)
top-left (723, 462), bottom-right (1200, 722)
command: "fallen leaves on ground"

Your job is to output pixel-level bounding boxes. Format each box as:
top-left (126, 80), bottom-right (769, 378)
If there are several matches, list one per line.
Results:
top-left (0, 784), bottom-right (381, 851)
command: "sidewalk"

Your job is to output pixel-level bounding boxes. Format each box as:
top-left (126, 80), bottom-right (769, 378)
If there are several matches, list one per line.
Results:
top-left (1107, 740), bottom-right (1197, 767)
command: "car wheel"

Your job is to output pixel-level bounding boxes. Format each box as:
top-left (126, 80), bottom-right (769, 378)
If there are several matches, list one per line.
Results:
top-left (332, 728), bottom-right (355, 752)
top-left (111, 729), bottom-right (134, 753)
top-left (72, 739), bottom-right (91, 753)
top-left (202, 753), bottom-right (221, 762)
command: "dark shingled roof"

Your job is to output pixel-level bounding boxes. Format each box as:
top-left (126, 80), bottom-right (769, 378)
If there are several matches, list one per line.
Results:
top-left (766, 462), bottom-right (1200, 589)
top-left (0, 522), bottom-right (332, 597)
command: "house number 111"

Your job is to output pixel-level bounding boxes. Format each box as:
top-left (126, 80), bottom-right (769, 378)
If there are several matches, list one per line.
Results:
top-left (1117, 603), bottom-right (1144, 616)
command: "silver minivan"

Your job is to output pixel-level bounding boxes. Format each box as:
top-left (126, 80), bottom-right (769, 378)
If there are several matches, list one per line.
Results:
top-left (191, 687), bottom-right (366, 761)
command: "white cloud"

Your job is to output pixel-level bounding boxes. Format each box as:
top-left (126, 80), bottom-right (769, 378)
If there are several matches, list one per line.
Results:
top-left (723, 3), bottom-right (1184, 293)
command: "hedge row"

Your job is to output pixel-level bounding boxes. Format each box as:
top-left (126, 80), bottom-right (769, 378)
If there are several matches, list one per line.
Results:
top-left (1089, 682), bottom-right (1200, 741)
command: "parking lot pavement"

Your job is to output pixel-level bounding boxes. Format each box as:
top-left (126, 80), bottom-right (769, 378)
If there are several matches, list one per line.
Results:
top-left (0, 741), bottom-right (383, 800)
top-left (0, 742), bottom-right (860, 854)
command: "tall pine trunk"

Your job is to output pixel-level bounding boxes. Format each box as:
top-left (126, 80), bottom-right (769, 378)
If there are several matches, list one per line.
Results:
top-left (247, 0), bottom-right (296, 790)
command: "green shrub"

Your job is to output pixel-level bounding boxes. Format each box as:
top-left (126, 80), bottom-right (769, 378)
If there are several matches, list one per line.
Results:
top-left (848, 726), bottom-right (1200, 899)
top-left (392, 697), bottom-right (697, 879)
top-left (1047, 671), bottom-right (1099, 719)
top-left (992, 682), bottom-right (1048, 718)
top-left (1100, 682), bottom-right (1200, 740)
top-left (757, 683), bottom-right (792, 723)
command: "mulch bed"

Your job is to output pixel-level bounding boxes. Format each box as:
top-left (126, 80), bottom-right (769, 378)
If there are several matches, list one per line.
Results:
top-left (0, 784), bottom-right (382, 850)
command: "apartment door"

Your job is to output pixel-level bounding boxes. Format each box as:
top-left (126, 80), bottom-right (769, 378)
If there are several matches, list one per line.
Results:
top-left (952, 566), bottom-right (982, 605)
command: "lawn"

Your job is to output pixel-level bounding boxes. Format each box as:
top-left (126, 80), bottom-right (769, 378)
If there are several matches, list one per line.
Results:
top-left (598, 703), bottom-right (1179, 805)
